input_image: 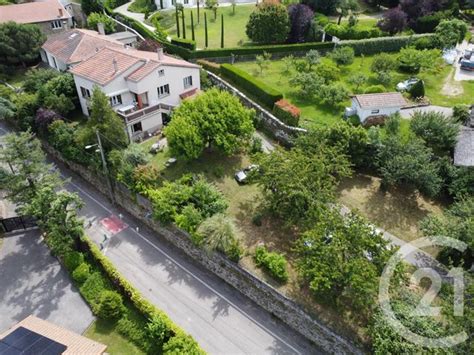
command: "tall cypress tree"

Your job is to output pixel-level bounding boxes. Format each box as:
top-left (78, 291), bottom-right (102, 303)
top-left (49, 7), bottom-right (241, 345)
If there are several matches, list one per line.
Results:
top-left (191, 11), bottom-right (195, 41)
top-left (220, 14), bottom-right (224, 48)
top-left (182, 10), bottom-right (186, 39)
top-left (175, 5), bottom-right (180, 38)
top-left (197, 0), bottom-right (200, 24)
top-left (204, 12), bottom-right (208, 48)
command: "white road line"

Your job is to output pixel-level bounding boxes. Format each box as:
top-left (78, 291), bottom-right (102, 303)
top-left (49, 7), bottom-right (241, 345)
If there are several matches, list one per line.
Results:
top-left (66, 179), bottom-right (304, 354)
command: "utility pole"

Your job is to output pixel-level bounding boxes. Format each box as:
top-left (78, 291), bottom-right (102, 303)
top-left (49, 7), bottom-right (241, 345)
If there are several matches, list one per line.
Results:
top-left (95, 130), bottom-right (115, 205)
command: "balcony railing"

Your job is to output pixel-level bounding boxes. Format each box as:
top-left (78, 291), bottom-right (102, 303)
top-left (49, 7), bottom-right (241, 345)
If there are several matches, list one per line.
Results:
top-left (116, 103), bottom-right (174, 123)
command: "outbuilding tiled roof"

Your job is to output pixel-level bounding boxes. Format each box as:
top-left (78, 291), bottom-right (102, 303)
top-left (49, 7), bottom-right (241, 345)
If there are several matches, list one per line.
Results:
top-left (454, 127), bottom-right (474, 166)
top-left (0, 0), bottom-right (70, 24)
top-left (70, 46), bottom-right (199, 85)
top-left (42, 29), bottom-right (123, 65)
top-left (354, 92), bottom-right (407, 109)
top-left (0, 315), bottom-right (107, 355)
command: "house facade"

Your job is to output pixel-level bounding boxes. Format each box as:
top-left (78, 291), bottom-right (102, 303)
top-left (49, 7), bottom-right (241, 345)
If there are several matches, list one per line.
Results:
top-left (347, 92), bottom-right (407, 125)
top-left (69, 47), bottom-right (200, 142)
top-left (0, 0), bottom-right (72, 36)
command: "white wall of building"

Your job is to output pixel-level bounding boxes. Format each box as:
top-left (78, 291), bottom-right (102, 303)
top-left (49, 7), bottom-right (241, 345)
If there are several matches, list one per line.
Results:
top-left (42, 50), bottom-right (68, 71)
top-left (351, 100), bottom-right (402, 123)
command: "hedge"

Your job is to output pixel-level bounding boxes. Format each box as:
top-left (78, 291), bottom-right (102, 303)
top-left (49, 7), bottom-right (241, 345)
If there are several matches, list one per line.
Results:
top-left (220, 64), bottom-right (283, 108)
top-left (272, 99), bottom-right (300, 126)
top-left (325, 23), bottom-right (384, 40)
top-left (196, 59), bottom-right (220, 74)
top-left (342, 34), bottom-right (436, 55)
top-left (80, 236), bottom-right (205, 354)
top-left (171, 37), bottom-right (197, 51)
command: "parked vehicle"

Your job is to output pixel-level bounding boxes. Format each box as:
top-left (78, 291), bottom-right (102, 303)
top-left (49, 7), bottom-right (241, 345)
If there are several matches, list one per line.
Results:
top-left (396, 78), bottom-right (419, 92)
top-left (235, 164), bottom-right (259, 184)
top-left (149, 142), bottom-right (162, 154)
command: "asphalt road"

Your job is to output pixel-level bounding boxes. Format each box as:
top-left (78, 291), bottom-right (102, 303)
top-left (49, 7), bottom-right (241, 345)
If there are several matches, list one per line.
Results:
top-left (0, 229), bottom-right (94, 335)
top-left (0, 121), bottom-right (321, 354)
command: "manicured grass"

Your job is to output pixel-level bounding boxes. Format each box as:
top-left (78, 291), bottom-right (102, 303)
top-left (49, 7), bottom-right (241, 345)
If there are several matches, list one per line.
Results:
top-left (84, 319), bottom-right (144, 355)
top-left (234, 54), bottom-right (474, 128)
top-left (162, 5), bottom-right (256, 49)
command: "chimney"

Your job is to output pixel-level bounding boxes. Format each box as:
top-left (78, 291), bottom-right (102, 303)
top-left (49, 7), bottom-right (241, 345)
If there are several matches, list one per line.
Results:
top-left (112, 58), bottom-right (118, 73)
top-left (157, 47), bottom-right (164, 61)
top-left (97, 23), bottom-right (105, 36)
top-left (58, 8), bottom-right (63, 17)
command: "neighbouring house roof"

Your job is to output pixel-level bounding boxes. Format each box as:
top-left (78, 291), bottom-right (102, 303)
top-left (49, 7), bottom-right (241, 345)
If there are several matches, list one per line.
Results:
top-left (42, 29), bottom-right (123, 65)
top-left (454, 127), bottom-right (474, 167)
top-left (353, 92), bottom-right (407, 109)
top-left (69, 46), bottom-right (199, 86)
top-left (0, 0), bottom-right (71, 24)
top-left (107, 31), bottom-right (138, 41)
top-left (0, 315), bottom-right (107, 355)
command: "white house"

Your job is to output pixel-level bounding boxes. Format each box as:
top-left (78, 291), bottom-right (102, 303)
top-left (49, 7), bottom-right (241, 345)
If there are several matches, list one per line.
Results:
top-left (347, 92), bottom-right (407, 124)
top-left (69, 46), bottom-right (200, 141)
top-left (41, 28), bottom-right (137, 71)
top-left (156, 0), bottom-right (254, 10)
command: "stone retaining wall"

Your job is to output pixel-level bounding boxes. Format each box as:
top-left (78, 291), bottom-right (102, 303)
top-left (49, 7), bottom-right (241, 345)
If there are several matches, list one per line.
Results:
top-left (206, 71), bottom-right (307, 146)
top-left (43, 142), bottom-right (364, 355)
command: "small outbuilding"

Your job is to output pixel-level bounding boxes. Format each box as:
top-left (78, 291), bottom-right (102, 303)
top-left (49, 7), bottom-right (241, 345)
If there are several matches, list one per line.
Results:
top-left (346, 92), bottom-right (407, 125)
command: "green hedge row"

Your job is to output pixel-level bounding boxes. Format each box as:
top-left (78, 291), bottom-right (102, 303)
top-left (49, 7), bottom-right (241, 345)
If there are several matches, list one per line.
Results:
top-left (220, 64), bottom-right (283, 108)
top-left (171, 37), bottom-right (197, 51)
top-left (325, 23), bottom-right (384, 40)
top-left (80, 236), bottom-right (205, 354)
top-left (342, 34), bottom-right (436, 55)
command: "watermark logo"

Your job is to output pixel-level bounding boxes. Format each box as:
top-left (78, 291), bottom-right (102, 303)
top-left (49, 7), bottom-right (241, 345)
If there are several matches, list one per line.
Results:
top-left (378, 236), bottom-right (468, 349)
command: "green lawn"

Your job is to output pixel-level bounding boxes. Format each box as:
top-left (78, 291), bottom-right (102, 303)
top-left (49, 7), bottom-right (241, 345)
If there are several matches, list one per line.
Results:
top-left (161, 5), bottom-right (256, 49)
top-left (84, 319), bottom-right (144, 355)
top-left (234, 54), bottom-right (474, 128)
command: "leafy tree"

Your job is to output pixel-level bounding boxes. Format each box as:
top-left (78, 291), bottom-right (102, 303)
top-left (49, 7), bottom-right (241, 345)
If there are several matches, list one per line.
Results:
top-left (205, 0), bottom-right (219, 21)
top-left (287, 4), bottom-right (314, 43)
top-left (329, 46), bottom-right (355, 66)
top-left (377, 7), bottom-right (407, 34)
top-left (34, 108), bottom-right (61, 135)
top-left (87, 13), bottom-right (116, 34)
top-left (314, 61), bottom-right (340, 83)
top-left (280, 55), bottom-right (294, 75)
top-left (376, 134), bottom-right (442, 197)
top-left (246, 1), bottom-right (290, 44)
top-left (320, 83), bottom-right (350, 107)
top-left (305, 49), bottom-right (320, 70)
top-left (410, 111), bottom-right (459, 155)
top-left (376, 71), bottom-right (392, 87)
top-left (23, 69), bottom-right (59, 93)
top-left (0, 22), bottom-right (45, 66)
top-left (421, 198), bottom-right (473, 269)
top-left (397, 47), bottom-right (439, 73)
top-left (348, 73), bottom-right (367, 93)
top-left (0, 97), bottom-right (15, 120)
top-left (37, 88), bottom-right (75, 116)
top-left (165, 88), bottom-right (255, 160)
top-left (108, 143), bottom-right (150, 187)
top-left (336, 0), bottom-right (358, 25)
top-left (81, 0), bottom-right (102, 15)
top-left (289, 72), bottom-right (325, 99)
top-left (255, 52), bottom-right (271, 74)
top-left (371, 53), bottom-right (397, 73)
top-left (77, 86), bottom-right (128, 153)
top-left (295, 209), bottom-right (398, 314)
top-left (12, 93), bottom-right (38, 131)
top-left (301, 0), bottom-right (339, 15)
top-left (435, 19), bottom-right (468, 49)
top-left (255, 145), bottom-right (351, 226)
top-left (197, 213), bottom-right (241, 257)
top-left (44, 73), bottom-right (78, 102)
top-left (0, 131), bottom-right (62, 209)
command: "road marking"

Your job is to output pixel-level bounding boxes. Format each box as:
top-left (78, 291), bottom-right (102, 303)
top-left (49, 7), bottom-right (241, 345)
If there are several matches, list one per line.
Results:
top-left (66, 179), bottom-right (304, 354)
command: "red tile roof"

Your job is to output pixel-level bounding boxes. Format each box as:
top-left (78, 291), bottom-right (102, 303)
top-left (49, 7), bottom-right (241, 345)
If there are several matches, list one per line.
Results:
top-left (0, 0), bottom-right (70, 24)
top-left (42, 29), bottom-right (123, 65)
top-left (70, 46), bottom-right (199, 85)
top-left (354, 92), bottom-right (407, 109)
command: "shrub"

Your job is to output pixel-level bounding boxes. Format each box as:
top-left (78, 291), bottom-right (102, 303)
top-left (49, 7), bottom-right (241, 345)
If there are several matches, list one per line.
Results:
top-left (80, 272), bottom-right (109, 306)
top-left (170, 37), bottom-right (196, 51)
top-left (246, 1), bottom-right (290, 44)
top-left (146, 315), bottom-right (171, 351)
top-left (371, 53), bottom-right (397, 73)
top-left (325, 23), bottom-right (384, 40)
top-left (23, 69), bottom-right (59, 93)
top-left (96, 290), bottom-right (125, 319)
top-left (117, 317), bottom-right (148, 346)
top-left (452, 104), bottom-right (470, 123)
top-left (249, 136), bottom-right (263, 154)
top-left (364, 85), bottom-right (386, 94)
top-left (314, 61), bottom-right (340, 83)
top-left (409, 79), bottom-right (425, 98)
top-left (220, 64), bottom-right (283, 108)
top-left (72, 263), bottom-right (91, 284)
top-left (273, 99), bottom-right (300, 126)
top-left (254, 245), bottom-right (288, 282)
top-left (197, 213), bottom-right (241, 259)
top-left (64, 251), bottom-right (85, 272)
top-left (329, 46), bottom-right (355, 66)
top-left (163, 333), bottom-right (204, 355)
top-left (252, 212), bottom-right (263, 226)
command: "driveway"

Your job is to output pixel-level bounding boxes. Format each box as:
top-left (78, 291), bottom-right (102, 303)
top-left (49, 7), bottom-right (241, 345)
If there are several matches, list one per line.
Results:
top-left (0, 229), bottom-right (94, 335)
top-left (400, 105), bottom-right (453, 119)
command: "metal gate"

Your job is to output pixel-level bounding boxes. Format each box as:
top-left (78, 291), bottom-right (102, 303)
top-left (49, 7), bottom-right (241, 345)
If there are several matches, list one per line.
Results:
top-left (0, 216), bottom-right (37, 233)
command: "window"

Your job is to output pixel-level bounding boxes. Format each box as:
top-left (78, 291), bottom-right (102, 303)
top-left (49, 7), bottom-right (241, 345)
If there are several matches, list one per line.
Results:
top-left (132, 122), bottom-right (143, 133)
top-left (80, 87), bottom-right (91, 99)
top-left (51, 20), bottom-right (62, 29)
top-left (184, 0), bottom-right (189, 4)
top-left (109, 94), bottom-right (122, 106)
top-left (371, 109), bottom-right (380, 114)
top-left (158, 69), bottom-right (165, 77)
top-left (157, 84), bottom-right (170, 98)
top-left (183, 75), bottom-right (193, 89)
